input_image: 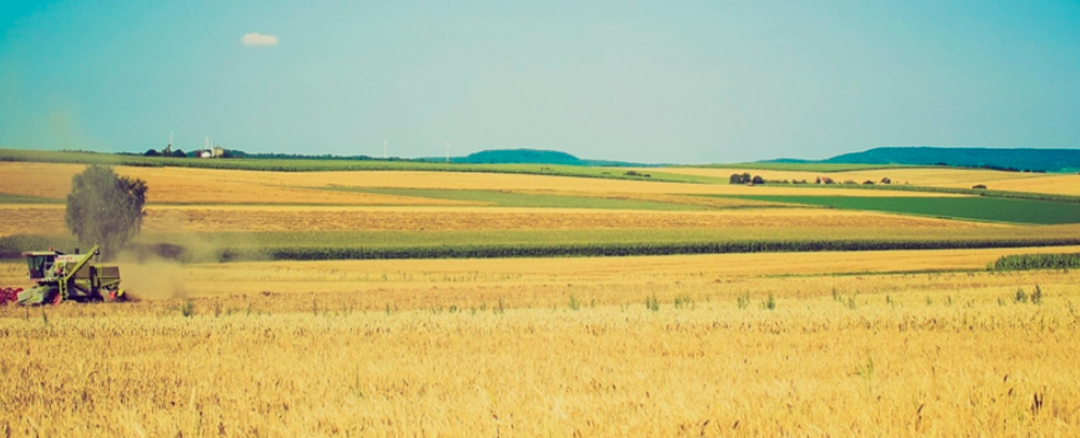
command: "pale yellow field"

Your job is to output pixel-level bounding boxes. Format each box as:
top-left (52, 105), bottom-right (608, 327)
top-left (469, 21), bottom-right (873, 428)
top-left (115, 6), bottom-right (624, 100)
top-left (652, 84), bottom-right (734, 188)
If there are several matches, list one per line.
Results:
top-left (661, 166), bottom-right (1080, 195)
top-left (941, 173), bottom-right (1080, 196)
top-left (0, 163), bottom-right (476, 206)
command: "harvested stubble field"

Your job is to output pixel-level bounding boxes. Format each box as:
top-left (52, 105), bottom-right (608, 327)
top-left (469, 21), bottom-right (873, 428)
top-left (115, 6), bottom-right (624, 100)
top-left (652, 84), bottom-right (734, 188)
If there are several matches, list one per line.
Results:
top-left (0, 204), bottom-right (992, 236)
top-left (0, 250), bottom-right (1078, 437)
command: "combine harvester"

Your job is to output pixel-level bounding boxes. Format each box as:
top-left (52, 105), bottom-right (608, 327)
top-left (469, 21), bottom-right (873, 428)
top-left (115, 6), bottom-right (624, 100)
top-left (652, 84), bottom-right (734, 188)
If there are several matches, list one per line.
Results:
top-left (1, 245), bottom-right (126, 305)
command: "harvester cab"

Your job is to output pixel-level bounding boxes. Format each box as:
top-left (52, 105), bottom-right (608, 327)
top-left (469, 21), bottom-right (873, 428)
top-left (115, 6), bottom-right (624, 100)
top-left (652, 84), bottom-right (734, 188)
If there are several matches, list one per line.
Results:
top-left (25, 250), bottom-right (58, 281)
top-left (0, 245), bottom-right (126, 305)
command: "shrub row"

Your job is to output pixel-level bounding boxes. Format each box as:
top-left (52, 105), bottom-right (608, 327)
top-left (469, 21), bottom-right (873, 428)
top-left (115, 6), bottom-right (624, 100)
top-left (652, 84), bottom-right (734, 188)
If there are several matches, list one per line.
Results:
top-left (993, 253), bottom-right (1080, 271)
top-left (0, 235), bottom-right (78, 258)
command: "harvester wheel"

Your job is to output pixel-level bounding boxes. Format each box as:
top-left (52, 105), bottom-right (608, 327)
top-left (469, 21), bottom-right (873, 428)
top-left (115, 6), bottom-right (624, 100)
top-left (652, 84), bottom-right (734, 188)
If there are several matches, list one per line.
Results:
top-left (51, 291), bottom-right (63, 305)
top-left (107, 288), bottom-right (127, 302)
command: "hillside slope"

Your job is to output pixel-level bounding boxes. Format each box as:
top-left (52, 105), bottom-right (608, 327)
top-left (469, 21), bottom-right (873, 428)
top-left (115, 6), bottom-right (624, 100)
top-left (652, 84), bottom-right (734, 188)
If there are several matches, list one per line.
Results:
top-left (825, 147), bottom-right (1080, 172)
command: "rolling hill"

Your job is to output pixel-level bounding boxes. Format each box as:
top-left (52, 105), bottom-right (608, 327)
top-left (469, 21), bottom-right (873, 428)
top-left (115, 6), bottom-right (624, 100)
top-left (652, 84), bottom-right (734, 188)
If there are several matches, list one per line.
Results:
top-left (418, 149), bottom-right (651, 167)
top-left (821, 147), bottom-right (1080, 172)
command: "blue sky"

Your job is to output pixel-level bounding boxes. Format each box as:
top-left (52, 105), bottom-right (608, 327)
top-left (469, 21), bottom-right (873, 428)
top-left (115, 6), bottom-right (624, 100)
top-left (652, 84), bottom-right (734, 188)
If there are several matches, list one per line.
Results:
top-left (2, 1), bottom-right (1078, 163)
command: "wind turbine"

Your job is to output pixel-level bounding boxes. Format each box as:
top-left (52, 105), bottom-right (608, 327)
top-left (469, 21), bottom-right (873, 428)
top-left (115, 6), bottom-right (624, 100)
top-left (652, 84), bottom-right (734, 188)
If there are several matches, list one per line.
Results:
top-left (383, 140), bottom-right (388, 159)
top-left (445, 142), bottom-right (452, 163)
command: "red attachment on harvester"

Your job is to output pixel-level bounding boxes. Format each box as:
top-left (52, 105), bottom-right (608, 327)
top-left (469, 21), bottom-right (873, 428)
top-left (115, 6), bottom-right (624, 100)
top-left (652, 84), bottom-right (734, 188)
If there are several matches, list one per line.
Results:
top-left (0, 287), bottom-right (22, 305)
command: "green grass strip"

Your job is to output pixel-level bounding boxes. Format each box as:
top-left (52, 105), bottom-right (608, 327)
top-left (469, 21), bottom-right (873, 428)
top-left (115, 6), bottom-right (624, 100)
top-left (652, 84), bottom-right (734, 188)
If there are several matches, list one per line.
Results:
top-left (726, 195), bottom-right (1080, 225)
top-left (688, 162), bottom-right (918, 172)
top-left (0, 193), bottom-right (63, 204)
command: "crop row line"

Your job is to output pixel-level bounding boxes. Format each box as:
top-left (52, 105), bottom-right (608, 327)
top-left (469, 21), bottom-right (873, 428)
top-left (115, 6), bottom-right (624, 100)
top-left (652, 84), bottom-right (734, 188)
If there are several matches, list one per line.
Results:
top-left (207, 238), bottom-right (1080, 262)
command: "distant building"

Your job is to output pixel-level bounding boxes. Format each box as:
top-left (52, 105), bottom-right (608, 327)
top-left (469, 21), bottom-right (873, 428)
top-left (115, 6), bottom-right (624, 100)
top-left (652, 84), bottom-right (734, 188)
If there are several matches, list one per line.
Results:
top-left (194, 146), bottom-right (225, 158)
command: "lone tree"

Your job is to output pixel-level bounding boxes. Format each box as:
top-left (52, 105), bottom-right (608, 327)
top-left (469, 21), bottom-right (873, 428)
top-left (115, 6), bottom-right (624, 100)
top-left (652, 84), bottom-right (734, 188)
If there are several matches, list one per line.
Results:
top-left (65, 165), bottom-right (148, 259)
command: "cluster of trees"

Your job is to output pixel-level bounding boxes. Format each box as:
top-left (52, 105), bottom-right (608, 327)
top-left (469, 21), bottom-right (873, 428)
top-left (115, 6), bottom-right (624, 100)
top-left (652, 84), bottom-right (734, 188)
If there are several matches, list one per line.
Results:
top-left (731, 174), bottom-right (895, 186)
top-left (144, 148), bottom-right (186, 157)
top-left (729, 173), bottom-right (764, 185)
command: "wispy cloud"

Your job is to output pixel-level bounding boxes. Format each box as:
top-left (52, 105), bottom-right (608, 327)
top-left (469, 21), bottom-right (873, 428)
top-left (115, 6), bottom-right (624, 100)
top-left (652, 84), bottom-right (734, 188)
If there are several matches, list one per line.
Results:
top-left (241, 33), bottom-right (279, 47)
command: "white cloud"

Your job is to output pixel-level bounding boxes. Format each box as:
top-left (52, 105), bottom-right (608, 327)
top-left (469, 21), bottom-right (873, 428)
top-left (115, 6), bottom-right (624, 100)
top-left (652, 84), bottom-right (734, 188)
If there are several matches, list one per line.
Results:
top-left (242, 33), bottom-right (279, 47)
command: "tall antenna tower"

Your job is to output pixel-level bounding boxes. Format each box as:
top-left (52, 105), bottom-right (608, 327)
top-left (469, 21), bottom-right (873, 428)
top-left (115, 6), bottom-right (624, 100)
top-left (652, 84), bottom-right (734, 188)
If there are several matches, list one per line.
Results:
top-left (383, 140), bottom-right (388, 159)
top-left (445, 142), bottom-right (452, 163)
top-left (163, 132), bottom-right (173, 156)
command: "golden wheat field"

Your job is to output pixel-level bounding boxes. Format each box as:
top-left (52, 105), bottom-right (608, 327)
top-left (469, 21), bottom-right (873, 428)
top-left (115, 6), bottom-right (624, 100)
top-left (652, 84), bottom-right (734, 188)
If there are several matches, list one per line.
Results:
top-left (2, 160), bottom-right (1080, 436)
top-left (0, 250), bottom-right (1078, 437)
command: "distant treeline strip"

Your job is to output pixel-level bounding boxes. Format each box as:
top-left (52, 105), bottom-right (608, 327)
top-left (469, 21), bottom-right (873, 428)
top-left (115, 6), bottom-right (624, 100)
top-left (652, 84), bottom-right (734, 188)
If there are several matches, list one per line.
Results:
top-left (993, 253), bottom-right (1080, 271)
top-left (0, 149), bottom-right (709, 184)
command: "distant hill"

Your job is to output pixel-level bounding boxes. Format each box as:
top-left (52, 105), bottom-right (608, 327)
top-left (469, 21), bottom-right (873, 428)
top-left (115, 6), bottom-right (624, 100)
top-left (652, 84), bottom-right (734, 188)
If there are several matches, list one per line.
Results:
top-left (823, 147), bottom-right (1080, 172)
top-left (457, 149), bottom-right (583, 165)
top-left (418, 149), bottom-right (651, 167)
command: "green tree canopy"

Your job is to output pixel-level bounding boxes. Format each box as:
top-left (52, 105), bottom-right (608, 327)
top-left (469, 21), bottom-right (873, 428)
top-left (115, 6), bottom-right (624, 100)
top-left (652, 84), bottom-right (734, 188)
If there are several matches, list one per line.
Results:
top-left (65, 165), bottom-right (148, 259)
